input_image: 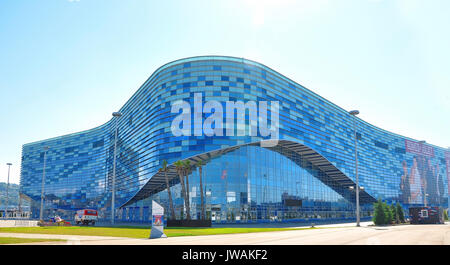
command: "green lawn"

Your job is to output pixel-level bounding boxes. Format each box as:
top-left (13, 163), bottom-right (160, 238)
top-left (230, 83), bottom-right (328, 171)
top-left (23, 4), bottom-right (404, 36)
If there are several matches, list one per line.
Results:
top-left (0, 237), bottom-right (64, 244)
top-left (0, 226), bottom-right (319, 238)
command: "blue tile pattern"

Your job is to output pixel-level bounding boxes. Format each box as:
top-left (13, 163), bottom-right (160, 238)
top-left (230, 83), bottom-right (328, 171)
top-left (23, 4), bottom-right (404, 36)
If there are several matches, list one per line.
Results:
top-left (20, 56), bottom-right (449, 222)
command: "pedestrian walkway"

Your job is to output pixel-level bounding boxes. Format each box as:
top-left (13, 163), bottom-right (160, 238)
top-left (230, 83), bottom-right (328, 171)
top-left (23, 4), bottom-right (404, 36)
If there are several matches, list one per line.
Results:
top-left (5, 223), bottom-right (449, 245)
top-left (0, 232), bottom-right (130, 245)
top-left (212, 220), bottom-right (374, 229)
top-left (2, 222), bottom-right (449, 245)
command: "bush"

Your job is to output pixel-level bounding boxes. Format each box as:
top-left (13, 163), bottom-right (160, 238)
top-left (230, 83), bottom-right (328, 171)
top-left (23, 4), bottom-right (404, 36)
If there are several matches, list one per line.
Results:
top-left (383, 201), bottom-right (392, 224)
top-left (444, 209), bottom-right (449, 221)
top-left (373, 199), bottom-right (387, 225)
top-left (396, 203), bottom-right (405, 223)
top-left (390, 204), bottom-right (398, 224)
top-left (373, 200), bottom-right (406, 225)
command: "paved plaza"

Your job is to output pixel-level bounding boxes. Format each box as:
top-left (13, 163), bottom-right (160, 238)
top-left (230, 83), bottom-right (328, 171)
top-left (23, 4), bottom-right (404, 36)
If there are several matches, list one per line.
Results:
top-left (1, 222), bottom-right (449, 245)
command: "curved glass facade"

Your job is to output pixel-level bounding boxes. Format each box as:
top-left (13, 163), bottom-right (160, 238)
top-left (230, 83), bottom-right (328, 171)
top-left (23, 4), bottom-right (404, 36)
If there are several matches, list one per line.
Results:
top-left (150, 145), bottom-right (365, 223)
top-left (20, 56), bottom-right (449, 223)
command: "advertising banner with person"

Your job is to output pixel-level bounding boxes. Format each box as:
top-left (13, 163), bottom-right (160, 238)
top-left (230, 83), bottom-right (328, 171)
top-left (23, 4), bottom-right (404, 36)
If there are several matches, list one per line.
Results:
top-left (149, 200), bottom-right (167, 239)
top-left (405, 139), bottom-right (434, 157)
top-left (446, 152), bottom-right (450, 196)
top-left (400, 139), bottom-right (443, 205)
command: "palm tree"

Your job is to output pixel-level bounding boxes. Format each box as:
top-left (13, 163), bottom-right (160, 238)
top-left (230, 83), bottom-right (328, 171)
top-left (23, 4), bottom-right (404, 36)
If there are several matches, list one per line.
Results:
top-left (174, 160), bottom-right (190, 220)
top-left (160, 160), bottom-right (175, 220)
top-left (183, 160), bottom-right (192, 219)
top-left (196, 160), bottom-right (206, 220)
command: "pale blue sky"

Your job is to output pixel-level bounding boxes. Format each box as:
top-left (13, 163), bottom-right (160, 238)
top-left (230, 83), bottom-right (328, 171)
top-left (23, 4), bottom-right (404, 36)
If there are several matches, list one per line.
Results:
top-left (1, 0), bottom-right (449, 184)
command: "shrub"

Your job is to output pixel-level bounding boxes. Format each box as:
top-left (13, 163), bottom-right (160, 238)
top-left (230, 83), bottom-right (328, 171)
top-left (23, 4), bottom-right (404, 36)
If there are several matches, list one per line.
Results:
top-left (396, 203), bottom-right (405, 223)
top-left (373, 199), bottom-right (387, 225)
top-left (390, 204), bottom-right (398, 224)
top-left (373, 199), bottom-right (405, 225)
top-left (383, 201), bottom-right (392, 224)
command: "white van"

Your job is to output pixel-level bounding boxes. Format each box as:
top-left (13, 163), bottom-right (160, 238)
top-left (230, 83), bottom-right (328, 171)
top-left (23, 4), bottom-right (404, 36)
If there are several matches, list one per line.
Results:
top-left (75, 209), bottom-right (98, 225)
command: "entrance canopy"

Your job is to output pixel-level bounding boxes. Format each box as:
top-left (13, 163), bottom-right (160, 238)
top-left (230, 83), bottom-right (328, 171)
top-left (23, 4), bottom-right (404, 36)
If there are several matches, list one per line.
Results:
top-left (121, 140), bottom-right (376, 207)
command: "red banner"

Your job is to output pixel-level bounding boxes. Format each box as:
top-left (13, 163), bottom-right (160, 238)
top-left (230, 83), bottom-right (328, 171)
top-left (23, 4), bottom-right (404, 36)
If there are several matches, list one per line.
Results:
top-left (405, 139), bottom-right (435, 157)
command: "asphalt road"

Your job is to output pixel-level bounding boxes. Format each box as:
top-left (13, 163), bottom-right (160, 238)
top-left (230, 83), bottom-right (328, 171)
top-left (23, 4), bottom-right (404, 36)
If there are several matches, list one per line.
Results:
top-left (1, 222), bottom-right (450, 245)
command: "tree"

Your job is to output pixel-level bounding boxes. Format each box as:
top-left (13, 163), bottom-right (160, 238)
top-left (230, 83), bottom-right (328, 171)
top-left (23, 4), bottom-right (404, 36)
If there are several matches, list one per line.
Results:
top-left (160, 160), bottom-right (175, 220)
top-left (396, 203), bottom-right (405, 223)
top-left (383, 201), bottom-right (393, 224)
top-left (444, 209), bottom-right (448, 221)
top-left (174, 160), bottom-right (190, 220)
top-left (390, 204), bottom-right (398, 224)
top-left (373, 199), bottom-right (386, 225)
top-left (183, 160), bottom-right (192, 219)
top-left (196, 160), bottom-right (206, 220)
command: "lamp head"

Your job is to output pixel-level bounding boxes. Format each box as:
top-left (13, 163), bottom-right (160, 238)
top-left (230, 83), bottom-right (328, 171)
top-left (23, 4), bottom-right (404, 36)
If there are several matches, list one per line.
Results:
top-left (349, 110), bottom-right (360, 116)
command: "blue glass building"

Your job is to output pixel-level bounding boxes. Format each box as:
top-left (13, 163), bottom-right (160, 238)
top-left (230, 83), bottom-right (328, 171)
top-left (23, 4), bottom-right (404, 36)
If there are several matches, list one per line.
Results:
top-left (20, 56), bottom-right (450, 223)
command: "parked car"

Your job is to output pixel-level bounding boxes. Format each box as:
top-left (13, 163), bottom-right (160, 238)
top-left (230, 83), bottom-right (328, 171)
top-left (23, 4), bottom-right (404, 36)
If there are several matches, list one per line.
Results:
top-left (75, 209), bottom-right (98, 225)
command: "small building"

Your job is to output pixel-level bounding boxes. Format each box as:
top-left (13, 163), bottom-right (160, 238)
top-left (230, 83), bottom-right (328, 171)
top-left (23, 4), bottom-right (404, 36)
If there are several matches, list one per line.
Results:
top-left (0, 206), bottom-right (31, 219)
top-left (409, 207), bottom-right (444, 224)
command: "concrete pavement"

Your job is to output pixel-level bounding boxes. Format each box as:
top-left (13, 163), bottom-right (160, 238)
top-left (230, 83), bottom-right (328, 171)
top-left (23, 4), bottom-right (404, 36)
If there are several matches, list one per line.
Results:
top-left (78, 224), bottom-right (450, 245)
top-left (0, 232), bottom-right (131, 245)
top-left (1, 222), bottom-right (450, 245)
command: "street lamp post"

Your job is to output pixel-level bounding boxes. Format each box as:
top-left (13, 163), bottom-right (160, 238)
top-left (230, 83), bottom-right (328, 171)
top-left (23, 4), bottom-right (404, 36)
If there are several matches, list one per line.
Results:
top-left (39, 146), bottom-right (50, 221)
top-left (111, 112), bottom-right (122, 225)
top-left (424, 193), bottom-right (429, 207)
top-left (349, 110), bottom-right (360, 227)
top-left (5, 163), bottom-right (12, 219)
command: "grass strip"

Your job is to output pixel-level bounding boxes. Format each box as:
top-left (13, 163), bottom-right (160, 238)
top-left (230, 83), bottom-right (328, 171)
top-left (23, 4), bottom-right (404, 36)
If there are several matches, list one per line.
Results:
top-left (0, 226), bottom-right (321, 239)
top-left (0, 237), bottom-right (64, 244)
